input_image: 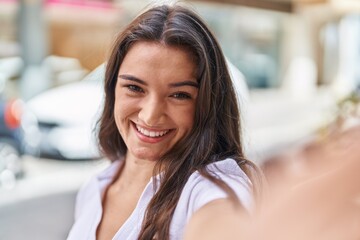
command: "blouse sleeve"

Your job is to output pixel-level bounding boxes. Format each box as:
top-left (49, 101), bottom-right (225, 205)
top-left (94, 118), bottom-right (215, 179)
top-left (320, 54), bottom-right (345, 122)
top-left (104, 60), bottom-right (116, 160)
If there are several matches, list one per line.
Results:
top-left (169, 159), bottom-right (253, 239)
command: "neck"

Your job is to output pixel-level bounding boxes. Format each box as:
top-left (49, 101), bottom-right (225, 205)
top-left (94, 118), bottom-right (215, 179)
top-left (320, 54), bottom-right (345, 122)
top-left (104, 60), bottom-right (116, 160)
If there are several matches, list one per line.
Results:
top-left (114, 153), bottom-right (157, 190)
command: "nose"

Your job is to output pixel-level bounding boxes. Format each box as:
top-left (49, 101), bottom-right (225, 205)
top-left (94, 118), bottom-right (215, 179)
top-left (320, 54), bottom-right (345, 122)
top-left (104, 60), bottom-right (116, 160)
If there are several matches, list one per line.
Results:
top-left (138, 95), bottom-right (166, 127)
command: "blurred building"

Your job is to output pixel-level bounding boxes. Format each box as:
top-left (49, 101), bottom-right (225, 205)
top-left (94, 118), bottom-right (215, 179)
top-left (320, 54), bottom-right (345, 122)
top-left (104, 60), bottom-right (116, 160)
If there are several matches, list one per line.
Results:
top-left (0, 0), bottom-right (359, 89)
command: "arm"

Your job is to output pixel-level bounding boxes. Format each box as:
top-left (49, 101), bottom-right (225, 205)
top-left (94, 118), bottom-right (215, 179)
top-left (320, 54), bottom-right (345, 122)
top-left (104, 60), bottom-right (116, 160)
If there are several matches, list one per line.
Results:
top-left (184, 164), bottom-right (360, 240)
top-left (185, 126), bottom-right (360, 240)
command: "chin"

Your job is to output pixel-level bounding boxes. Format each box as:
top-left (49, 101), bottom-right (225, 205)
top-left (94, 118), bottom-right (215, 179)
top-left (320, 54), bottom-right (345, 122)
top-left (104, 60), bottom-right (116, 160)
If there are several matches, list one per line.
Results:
top-left (133, 149), bottom-right (162, 161)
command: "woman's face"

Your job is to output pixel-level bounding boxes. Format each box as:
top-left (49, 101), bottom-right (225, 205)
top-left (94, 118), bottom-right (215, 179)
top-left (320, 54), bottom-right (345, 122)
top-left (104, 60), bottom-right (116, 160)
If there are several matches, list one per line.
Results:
top-left (114, 41), bottom-right (198, 162)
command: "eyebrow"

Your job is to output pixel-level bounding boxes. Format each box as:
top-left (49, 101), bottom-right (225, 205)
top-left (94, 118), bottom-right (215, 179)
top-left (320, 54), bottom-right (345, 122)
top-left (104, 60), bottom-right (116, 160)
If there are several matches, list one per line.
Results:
top-left (169, 81), bottom-right (199, 88)
top-left (118, 74), bottom-right (147, 85)
top-left (118, 74), bottom-right (199, 88)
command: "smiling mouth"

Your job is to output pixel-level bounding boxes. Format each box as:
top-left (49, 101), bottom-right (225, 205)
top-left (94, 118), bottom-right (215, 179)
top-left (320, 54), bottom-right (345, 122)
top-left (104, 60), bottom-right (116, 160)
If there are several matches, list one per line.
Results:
top-left (134, 123), bottom-right (173, 138)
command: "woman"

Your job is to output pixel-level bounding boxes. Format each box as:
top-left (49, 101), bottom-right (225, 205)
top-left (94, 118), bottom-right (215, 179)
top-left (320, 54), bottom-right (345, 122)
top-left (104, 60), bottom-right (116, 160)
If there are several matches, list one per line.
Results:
top-left (67, 4), bottom-right (262, 240)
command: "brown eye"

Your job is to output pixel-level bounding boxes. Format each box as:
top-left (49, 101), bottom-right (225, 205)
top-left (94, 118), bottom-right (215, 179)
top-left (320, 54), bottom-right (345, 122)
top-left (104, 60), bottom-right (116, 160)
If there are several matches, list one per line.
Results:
top-left (171, 92), bottom-right (191, 100)
top-left (126, 85), bottom-right (144, 93)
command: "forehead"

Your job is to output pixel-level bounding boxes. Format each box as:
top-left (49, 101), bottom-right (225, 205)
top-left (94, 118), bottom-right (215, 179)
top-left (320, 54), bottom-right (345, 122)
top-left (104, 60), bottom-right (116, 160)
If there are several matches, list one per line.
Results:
top-left (118, 41), bottom-right (197, 83)
top-left (122, 41), bottom-right (195, 66)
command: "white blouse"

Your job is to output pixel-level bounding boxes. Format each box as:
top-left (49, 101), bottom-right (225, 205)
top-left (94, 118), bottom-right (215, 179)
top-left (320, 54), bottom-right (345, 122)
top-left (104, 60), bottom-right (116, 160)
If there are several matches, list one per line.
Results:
top-left (67, 158), bottom-right (253, 240)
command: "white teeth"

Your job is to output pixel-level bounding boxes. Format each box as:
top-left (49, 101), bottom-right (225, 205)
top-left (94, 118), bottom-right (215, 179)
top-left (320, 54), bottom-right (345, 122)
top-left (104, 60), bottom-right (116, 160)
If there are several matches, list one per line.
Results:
top-left (136, 124), bottom-right (169, 138)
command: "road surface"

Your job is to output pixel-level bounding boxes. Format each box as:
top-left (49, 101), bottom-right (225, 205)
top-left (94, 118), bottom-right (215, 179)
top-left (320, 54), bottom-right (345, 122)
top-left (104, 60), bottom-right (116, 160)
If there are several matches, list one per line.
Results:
top-left (0, 156), bottom-right (108, 240)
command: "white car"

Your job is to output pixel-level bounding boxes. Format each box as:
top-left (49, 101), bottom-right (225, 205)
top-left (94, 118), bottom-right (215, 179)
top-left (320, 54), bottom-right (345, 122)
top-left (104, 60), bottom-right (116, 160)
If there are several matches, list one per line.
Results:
top-left (27, 62), bottom-right (248, 160)
top-left (27, 65), bottom-right (105, 160)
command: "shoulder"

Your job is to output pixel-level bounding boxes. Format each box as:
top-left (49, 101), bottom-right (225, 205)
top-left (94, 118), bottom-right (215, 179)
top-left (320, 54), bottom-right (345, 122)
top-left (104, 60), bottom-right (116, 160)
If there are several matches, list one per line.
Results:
top-left (182, 198), bottom-right (250, 240)
top-left (183, 158), bottom-right (253, 212)
top-left (178, 159), bottom-right (253, 240)
top-left (169, 159), bottom-right (253, 238)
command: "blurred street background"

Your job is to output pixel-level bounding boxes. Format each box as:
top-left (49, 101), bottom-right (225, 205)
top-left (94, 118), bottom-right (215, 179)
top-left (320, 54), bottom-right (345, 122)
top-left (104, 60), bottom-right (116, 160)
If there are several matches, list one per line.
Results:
top-left (1, 0), bottom-right (360, 239)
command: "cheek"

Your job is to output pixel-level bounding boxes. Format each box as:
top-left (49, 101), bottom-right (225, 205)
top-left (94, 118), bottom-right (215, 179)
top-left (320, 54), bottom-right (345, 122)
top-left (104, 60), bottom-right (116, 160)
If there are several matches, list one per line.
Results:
top-left (113, 97), bottom-right (123, 126)
top-left (174, 105), bottom-right (196, 132)
top-left (113, 105), bottom-right (124, 136)
top-left (113, 93), bottom-right (132, 130)
top-left (114, 91), bottom-right (137, 120)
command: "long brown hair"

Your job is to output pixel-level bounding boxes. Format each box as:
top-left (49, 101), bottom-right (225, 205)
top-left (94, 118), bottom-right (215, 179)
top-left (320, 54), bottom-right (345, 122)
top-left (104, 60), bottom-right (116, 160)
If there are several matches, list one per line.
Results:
top-left (97, 4), bottom-right (263, 240)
